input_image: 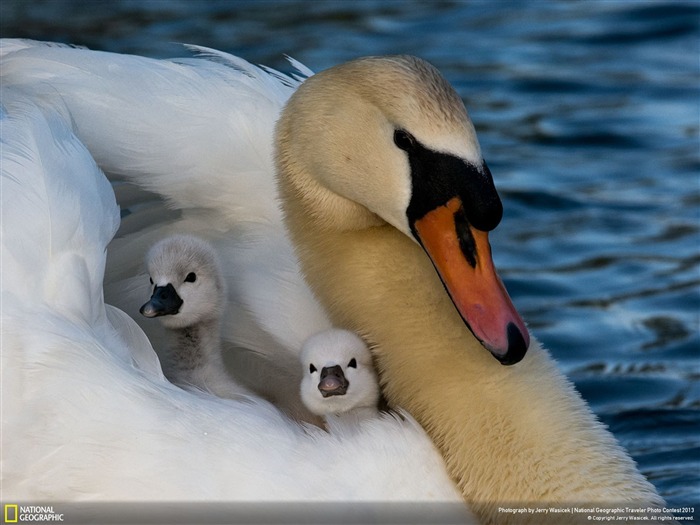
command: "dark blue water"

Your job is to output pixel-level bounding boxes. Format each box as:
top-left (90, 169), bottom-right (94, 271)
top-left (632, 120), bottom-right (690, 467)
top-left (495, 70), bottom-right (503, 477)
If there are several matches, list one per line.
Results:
top-left (3, 0), bottom-right (698, 512)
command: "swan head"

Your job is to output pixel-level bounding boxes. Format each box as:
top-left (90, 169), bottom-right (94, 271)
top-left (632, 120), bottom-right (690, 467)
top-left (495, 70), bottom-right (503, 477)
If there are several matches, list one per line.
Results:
top-left (140, 235), bottom-right (225, 329)
top-left (277, 55), bottom-right (529, 364)
top-left (300, 329), bottom-right (380, 417)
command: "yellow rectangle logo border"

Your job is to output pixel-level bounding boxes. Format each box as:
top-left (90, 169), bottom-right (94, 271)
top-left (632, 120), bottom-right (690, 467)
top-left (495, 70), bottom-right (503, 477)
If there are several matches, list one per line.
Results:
top-left (4, 504), bottom-right (18, 523)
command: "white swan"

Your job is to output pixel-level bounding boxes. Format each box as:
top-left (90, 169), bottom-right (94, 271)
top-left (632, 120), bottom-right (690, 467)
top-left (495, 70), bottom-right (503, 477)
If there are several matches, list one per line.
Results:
top-left (300, 329), bottom-right (380, 422)
top-left (140, 234), bottom-right (251, 398)
top-left (0, 93), bottom-right (473, 513)
top-left (1, 39), bottom-right (662, 521)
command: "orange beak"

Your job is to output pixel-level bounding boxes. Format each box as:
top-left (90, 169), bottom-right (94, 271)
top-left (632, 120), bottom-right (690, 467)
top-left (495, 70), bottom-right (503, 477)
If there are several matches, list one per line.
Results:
top-left (413, 197), bottom-right (529, 364)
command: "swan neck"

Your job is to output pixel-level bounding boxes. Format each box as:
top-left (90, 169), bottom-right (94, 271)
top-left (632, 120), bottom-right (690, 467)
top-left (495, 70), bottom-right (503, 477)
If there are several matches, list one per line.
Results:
top-left (278, 179), bottom-right (662, 512)
top-left (165, 317), bottom-right (223, 382)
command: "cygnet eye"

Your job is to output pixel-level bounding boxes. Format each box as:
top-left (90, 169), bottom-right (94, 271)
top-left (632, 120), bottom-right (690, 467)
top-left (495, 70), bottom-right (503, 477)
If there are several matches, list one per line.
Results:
top-left (347, 358), bottom-right (357, 369)
top-left (149, 277), bottom-right (153, 285)
top-left (393, 129), bottom-right (415, 152)
top-left (185, 272), bottom-right (197, 283)
top-left (309, 363), bottom-right (317, 374)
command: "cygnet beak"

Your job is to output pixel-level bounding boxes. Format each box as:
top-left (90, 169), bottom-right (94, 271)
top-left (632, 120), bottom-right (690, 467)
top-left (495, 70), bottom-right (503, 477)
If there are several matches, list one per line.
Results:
top-left (318, 365), bottom-right (349, 398)
top-left (140, 283), bottom-right (183, 317)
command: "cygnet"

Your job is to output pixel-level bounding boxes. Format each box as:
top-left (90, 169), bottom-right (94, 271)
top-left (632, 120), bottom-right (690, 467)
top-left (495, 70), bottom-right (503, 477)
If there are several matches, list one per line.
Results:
top-left (300, 329), bottom-right (380, 423)
top-left (140, 234), bottom-right (250, 398)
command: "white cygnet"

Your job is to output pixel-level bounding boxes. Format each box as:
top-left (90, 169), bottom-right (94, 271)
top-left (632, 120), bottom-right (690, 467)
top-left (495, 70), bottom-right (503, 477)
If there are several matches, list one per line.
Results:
top-left (300, 329), bottom-right (380, 423)
top-left (140, 234), bottom-right (250, 398)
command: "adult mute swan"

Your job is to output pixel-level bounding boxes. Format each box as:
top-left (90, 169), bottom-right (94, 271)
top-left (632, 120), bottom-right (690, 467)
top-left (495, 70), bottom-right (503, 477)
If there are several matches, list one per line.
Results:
top-left (0, 95), bottom-right (473, 515)
top-left (275, 55), bottom-right (664, 520)
top-left (1, 40), bottom-right (662, 522)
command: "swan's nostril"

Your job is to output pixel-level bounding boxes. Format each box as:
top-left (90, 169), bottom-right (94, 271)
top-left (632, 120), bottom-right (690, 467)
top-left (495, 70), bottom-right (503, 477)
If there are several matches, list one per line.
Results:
top-left (453, 206), bottom-right (476, 268)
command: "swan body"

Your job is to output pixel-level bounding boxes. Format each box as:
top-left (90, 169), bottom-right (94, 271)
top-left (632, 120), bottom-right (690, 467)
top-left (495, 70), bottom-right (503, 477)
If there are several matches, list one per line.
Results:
top-left (140, 234), bottom-right (251, 398)
top-left (0, 92), bottom-right (470, 511)
top-left (300, 329), bottom-right (380, 422)
top-left (1, 39), bottom-right (662, 522)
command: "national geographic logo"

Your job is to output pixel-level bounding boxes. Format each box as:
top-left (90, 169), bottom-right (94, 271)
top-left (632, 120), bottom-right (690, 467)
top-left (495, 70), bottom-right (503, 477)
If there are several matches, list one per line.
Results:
top-left (3, 505), bottom-right (17, 523)
top-left (3, 505), bottom-right (63, 523)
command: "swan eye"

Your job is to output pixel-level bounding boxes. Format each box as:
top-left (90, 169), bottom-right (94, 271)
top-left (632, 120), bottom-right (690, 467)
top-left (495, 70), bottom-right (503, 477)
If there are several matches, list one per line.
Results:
top-left (185, 272), bottom-right (197, 283)
top-left (309, 364), bottom-right (317, 374)
top-left (393, 129), bottom-right (415, 151)
top-left (347, 358), bottom-right (357, 368)
top-left (149, 277), bottom-right (153, 285)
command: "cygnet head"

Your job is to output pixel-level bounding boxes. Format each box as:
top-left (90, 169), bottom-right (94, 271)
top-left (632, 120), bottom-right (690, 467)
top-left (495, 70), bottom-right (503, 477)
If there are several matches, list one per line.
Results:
top-left (300, 329), bottom-right (380, 417)
top-left (140, 235), bottom-right (225, 329)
